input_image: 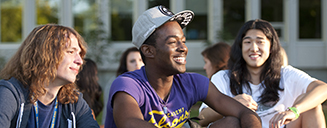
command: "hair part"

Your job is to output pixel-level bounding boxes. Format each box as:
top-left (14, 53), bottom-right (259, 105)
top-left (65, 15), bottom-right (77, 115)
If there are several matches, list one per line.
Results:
top-left (0, 24), bottom-right (87, 104)
top-left (228, 19), bottom-right (283, 106)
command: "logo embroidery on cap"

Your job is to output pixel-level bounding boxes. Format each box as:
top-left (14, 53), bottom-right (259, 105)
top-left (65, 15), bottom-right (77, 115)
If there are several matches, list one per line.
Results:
top-left (171, 12), bottom-right (193, 27)
top-left (175, 13), bottom-right (193, 26)
top-left (158, 5), bottom-right (174, 16)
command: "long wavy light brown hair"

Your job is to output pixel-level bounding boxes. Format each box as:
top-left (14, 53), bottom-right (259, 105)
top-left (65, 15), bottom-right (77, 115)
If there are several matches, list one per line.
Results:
top-left (0, 24), bottom-right (87, 104)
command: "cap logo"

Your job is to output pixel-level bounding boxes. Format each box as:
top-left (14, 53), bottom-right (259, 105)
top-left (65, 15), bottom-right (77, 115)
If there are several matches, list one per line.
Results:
top-left (158, 5), bottom-right (174, 16)
top-left (171, 12), bottom-right (193, 26)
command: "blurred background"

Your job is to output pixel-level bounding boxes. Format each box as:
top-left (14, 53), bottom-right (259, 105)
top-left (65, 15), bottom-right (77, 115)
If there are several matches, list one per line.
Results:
top-left (0, 0), bottom-right (327, 124)
top-left (1, 0), bottom-right (327, 125)
top-left (0, 0), bottom-right (326, 101)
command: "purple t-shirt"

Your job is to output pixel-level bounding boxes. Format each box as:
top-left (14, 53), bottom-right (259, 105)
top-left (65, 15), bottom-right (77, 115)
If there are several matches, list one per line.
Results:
top-left (105, 67), bottom-right (209, 128)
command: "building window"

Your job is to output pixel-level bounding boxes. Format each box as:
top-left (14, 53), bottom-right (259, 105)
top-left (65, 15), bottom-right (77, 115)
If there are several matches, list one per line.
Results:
top-left (111, 0), bottom-right (133, 41)
top-left (37, 0), bottom-right (59, 25)
top-left (222, 0), bottom-right (245, 41)
top-left (185, 0), bottom-right (207, 40)
top-left (73, 0), bottom-right (98, 37)
top-left (1, 0), bottom-right (22, 43)
top-left (261, 0), bottom-right (283, 22)
top-left (261, 0), bottom-right (283, 38)
top-left (299, 0), bottom-right (321, 39)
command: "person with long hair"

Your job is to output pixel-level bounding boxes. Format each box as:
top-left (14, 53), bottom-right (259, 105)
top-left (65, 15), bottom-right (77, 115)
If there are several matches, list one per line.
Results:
top-left (199, 19), bottom-right (327, 128)
top-left (0, 24), bottom-right (99, 128)
top-left (201, 42), bottom-right (231, 79)
top-left (76, 58), bottom-right (103, 120)
top-left (116, 47), bottom-right (144, 76)
top-left (198, 42), bottom-right (231, 126)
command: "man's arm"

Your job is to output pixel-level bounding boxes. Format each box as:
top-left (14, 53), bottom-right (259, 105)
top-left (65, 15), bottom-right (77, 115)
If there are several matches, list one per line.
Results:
top-left (112, 92), bottom-right (156, 128)
top-left (199, 93), bottom-right (258, 126)
top-left (198, 107), bottom-right (224, 126)
top-left (204, 82), bottom-right (262, 127)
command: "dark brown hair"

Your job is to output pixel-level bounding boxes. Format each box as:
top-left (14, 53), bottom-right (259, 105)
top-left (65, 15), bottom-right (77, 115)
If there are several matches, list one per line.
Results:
top-left (76, 58), bottom-right (103, 116)
top-left (116, 47), bottom-right (140, 76)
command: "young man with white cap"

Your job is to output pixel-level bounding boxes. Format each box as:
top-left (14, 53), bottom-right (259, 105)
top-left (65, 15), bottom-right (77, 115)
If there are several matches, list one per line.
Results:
top-left (104, 5), bottom-right (262, 128)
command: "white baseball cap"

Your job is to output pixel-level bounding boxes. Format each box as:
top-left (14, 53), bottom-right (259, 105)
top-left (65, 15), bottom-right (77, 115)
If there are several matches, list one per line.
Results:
top-left (132, 5), bottom-right (194, 49)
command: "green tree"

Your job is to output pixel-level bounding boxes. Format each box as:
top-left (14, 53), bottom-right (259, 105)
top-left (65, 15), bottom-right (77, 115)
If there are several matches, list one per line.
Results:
top-left (1, 2), bottom-right (22, 42)
top-left (36, 0), bottom-right (58, 25)
top-left (73, 1), bottom-right (112, 65)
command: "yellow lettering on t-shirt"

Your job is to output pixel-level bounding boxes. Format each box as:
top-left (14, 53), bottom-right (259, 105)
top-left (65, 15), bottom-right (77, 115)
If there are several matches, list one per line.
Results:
top-left (148, 107), bottom-right (190, 128)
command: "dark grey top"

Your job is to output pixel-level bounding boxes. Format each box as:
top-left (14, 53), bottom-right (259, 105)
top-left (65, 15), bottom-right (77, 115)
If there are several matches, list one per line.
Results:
top-left (0, 77), bottom-right (99, 128)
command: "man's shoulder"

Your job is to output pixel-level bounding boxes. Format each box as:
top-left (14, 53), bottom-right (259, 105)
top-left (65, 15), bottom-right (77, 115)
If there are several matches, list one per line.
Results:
top-left (112, 70), bottom-right (148, 90)
top-left (121, 68), bottom-right (145, 77)
top-left (175, 72), bottom-right (208, 82)
top-left (0, 77), bottom-right (21, 88)
top-left (117, 70), bottom-right (146, 82)
top-left (0, 77), bottom-right (27, 97)
top-left (177, 72), bottom-right (206, 77)
top-left (281, 65), bottom-right (308, 77)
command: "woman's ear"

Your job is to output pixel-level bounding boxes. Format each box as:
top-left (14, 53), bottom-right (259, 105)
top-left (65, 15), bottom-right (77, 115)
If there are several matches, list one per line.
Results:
top-left (140, 44), bottom-right (155, 58)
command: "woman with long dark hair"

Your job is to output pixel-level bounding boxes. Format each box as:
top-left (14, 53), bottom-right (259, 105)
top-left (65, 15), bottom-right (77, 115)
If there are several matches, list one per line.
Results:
top-left (199, 19), bottom-right (327, 128)
top-left (116, 47), bottom-right (144, 76)
top-left (76, 58), bottom-right (103, 119)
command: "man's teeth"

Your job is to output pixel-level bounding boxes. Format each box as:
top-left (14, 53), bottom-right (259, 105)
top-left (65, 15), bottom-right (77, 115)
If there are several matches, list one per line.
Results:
top-left (174, 57), bottom-right (185, 62)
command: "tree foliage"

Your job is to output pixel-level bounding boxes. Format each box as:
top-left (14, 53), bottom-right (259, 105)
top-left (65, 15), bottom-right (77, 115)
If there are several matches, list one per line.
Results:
top-left (1, 3), bottom-right (22, 42)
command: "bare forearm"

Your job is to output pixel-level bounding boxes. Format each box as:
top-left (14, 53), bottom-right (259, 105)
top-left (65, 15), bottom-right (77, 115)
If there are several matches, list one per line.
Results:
top-left (113, 92), bottom-right (157, 128)
top-left (198, 107), bottom-right (224, 126)
top-left (295, 80), bottom-right (327, 114)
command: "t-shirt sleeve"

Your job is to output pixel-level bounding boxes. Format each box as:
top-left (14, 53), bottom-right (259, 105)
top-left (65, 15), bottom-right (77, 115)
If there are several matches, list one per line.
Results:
top-left (211, 70), bottom-right (230, 95)
top-left (108, 76), bottom-right (144, 108)
top-left (282, 66), bottom-right (316, 95)
top-left (190, 73), bottom-right (209, 102)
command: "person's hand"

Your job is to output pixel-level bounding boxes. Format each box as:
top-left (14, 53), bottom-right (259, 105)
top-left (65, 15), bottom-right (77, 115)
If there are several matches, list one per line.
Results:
top-left (269, 109), bottom-right (297, 128)
top-left (233, 94), bottom-right (258, 111)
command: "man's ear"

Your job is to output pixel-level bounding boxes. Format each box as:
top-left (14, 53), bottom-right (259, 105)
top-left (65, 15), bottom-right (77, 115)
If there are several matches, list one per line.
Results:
top-left (140, 44), bottom-right (155, 58)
